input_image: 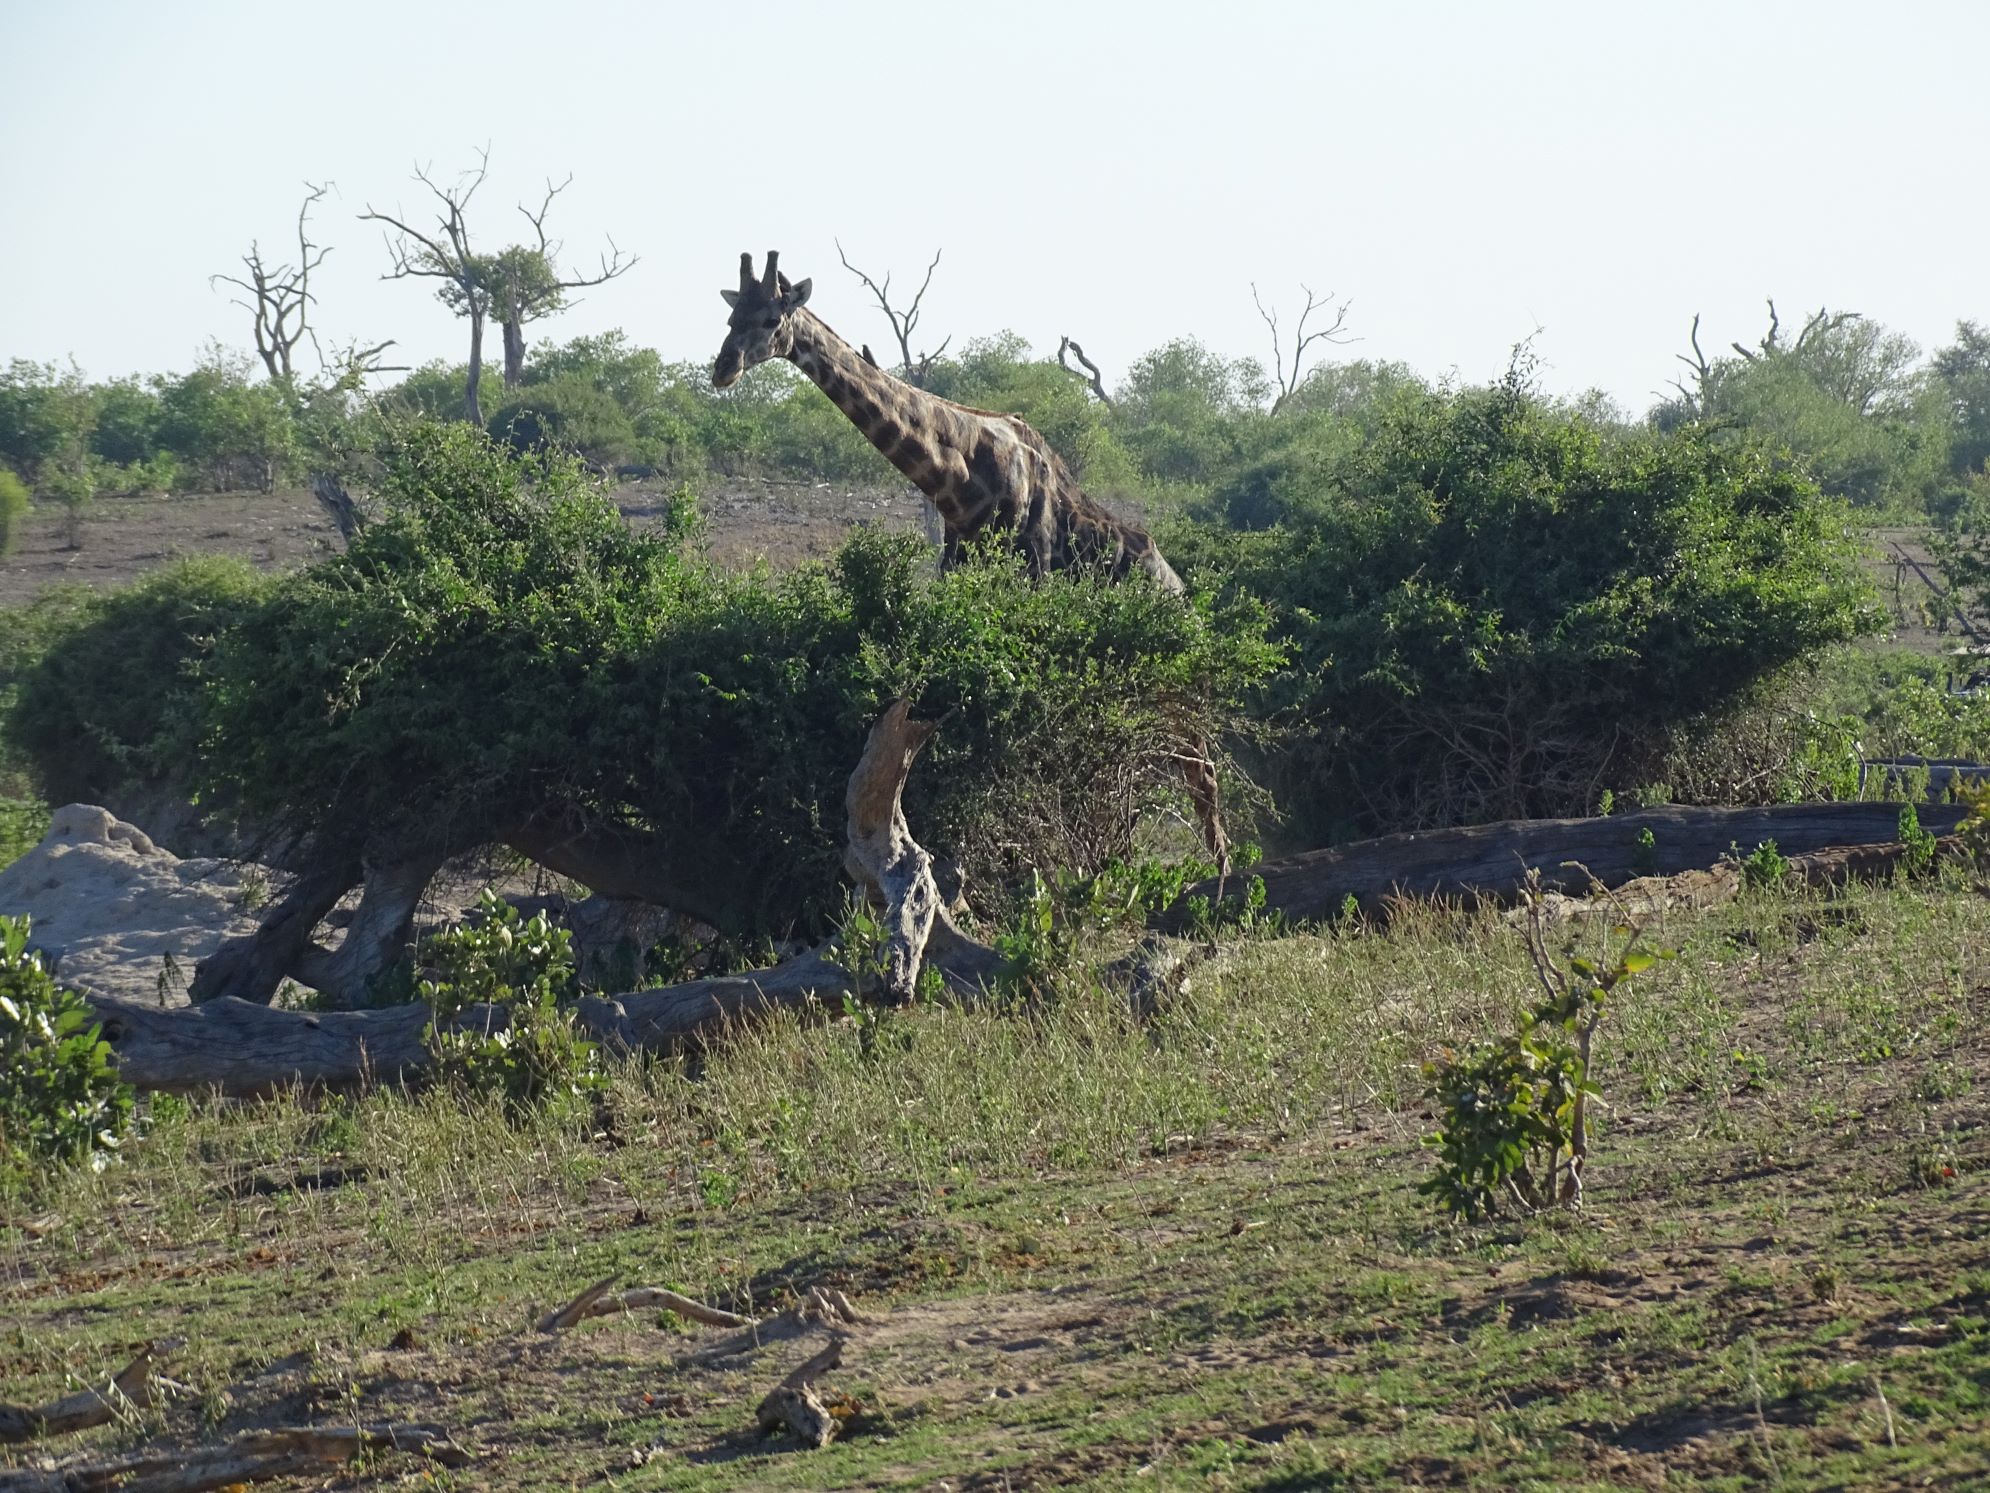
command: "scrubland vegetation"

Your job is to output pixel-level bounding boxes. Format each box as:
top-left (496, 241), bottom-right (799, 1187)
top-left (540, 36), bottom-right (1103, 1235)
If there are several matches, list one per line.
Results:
top-left (5, 258), bottom-right (1990, 1487)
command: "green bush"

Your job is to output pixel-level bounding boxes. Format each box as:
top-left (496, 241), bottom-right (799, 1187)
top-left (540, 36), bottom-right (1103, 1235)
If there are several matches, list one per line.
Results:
top-left (4, 557), bottom-right (269, 806)
top-left (0, 465), bottom-right (27, 557)
top-left (0, 797), bottom-right (49, 871)
top-left (487, 374), bottom-right (643, 468)
top-left (180, 423), bottom-right (1275, 934)
top-left (1649, 648), bottom-right (1990, 808)
top-left (0, 915), bottom-right (134, 1186)
top-left (418, 892), bottom-right (601, 1114)
top-left (1172, 370), bottom-right (1883, 840)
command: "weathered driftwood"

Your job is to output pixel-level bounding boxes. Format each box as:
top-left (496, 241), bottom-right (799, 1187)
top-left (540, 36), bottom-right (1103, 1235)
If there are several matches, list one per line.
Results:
top-left (0, 1340), bottom-right (180, 1444)
top-left (1170, 802), bottom-right (1972, 928)
top-left (86, 700), bottom-right (1002, 1095)
top-left (0, 1423), bottom-right (466, 1493)
top-left (539, 1277), bottom-right (756, 1333)
top-left (755, 1335), bottom-right (847, 1448)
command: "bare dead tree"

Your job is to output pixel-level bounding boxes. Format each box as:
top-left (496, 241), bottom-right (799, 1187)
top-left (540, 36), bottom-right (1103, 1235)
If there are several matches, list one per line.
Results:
top-left (835, 241), bottom-right (951, 386)
top-left (1667, 312), bottom-right (1716, 415)
top-left (1253, 282), bottom-right (1355, 414)
top-left (361, 151), bottom-right (493, 424)
top-left (1730, 298), bottom-right (1861, 362)
top-left (1056, 336), bottom-right (1114, 410)
top-left (211, 183), bottom-right (332, 381)
top-left (492, 175), bottom-right (637, 387)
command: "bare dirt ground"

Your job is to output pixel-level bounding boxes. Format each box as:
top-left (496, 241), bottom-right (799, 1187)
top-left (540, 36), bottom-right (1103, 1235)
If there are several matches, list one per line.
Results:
top-left (1866, 525), bottom-right (1986, 658)
top-left (0, 479), bottom-right (934, 608)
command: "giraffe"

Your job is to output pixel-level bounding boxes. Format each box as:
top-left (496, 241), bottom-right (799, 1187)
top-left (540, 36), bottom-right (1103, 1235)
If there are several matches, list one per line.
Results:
top-left (712, 251), bottom-right (1229, 877)
top-left (713, 251), bottom-right (1183, 592)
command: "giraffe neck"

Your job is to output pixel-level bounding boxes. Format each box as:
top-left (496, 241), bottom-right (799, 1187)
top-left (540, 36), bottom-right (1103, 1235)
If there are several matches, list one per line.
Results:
top-left (784, 313), bottom-right (974, 528)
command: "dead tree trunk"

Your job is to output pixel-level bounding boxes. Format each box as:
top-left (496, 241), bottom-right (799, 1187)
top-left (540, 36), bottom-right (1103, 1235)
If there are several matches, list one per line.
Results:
top-left (290, 852), bottom-right (446, 1007)
top-left (1168, 801), bottom-right (1971, 927)
top-left (187, 856), bottom-right (360, 1005)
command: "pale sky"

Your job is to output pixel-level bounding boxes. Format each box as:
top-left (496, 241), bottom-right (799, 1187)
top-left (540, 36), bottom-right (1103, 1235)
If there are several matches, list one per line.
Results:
top-left (3, 0), bottom-right (1985, 411)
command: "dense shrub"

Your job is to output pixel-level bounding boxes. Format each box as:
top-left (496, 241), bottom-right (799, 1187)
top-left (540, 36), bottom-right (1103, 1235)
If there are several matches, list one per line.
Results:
top-left (0, 915), bottom-right (134, 1187)
top-left (487, 374), bottom-right (643, 467)
top-left (1651, 648), bottom-right (1990, 806)
top-left (178, 423), bottom-right (1274, 933)
top-left (1171, 370), bottom-right (1882, 840)
top-left (4, 558), bottom-right (269, 805)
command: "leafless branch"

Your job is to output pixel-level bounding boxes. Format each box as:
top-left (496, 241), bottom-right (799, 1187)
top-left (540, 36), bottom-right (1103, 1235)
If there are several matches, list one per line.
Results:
top-left (1665, 311), bottom-right (1715, 414)
top-left (517, 174), bottom-right (637, 294)
top-left (1057, 336), bottom-right (1115, 409)
top-left (360, 149), bottom-right (489, 295)
top-left (1253, 281), bottom-right (1355, 414)
top-left (835, 241), bottom-right (950, 386)
top-left (209, 183), bottom-right (332, 381)
top-left (361, 148), bottom-right (493, 422)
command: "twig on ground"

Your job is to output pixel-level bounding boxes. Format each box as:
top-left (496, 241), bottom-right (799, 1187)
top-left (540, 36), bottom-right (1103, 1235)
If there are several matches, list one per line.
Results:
top-left (0, 1338), bottom-right (182, 1443)
top-left (540, 1277), bottom-right (759, 1332)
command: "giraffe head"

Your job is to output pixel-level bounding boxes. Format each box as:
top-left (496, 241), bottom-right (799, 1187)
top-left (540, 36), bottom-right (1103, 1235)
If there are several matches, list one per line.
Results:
top-left (712, 251), bottom-right (813, 388)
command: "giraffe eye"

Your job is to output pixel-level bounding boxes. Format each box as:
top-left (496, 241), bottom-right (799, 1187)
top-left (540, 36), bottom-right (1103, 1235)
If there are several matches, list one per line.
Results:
top-left (762, 315), bottom-right (780, 330)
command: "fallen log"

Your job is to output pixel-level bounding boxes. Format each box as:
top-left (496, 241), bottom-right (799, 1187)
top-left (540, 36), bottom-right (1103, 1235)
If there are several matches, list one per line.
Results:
top-left (83, 701), bottom-right (1003, 1096)
top-left (538, 1277), bottom-right (756, 1333)
top-left (0, 1423), bottom-right (466, 1493)
top-left (1170, 802), bottom-right (1971, 928)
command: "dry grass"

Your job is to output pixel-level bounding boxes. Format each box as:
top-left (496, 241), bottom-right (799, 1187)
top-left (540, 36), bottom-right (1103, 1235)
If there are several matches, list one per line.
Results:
top-left (5, 873), bottom-right (1989, 1488)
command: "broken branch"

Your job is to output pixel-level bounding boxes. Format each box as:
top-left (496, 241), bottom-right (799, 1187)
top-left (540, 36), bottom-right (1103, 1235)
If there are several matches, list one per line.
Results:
top-left (0, 1339), bottom-right (181, 1444)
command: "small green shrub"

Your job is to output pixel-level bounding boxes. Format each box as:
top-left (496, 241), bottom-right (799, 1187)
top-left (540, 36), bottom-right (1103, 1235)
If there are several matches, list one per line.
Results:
top-left (1738, 839), bottom-right (1790, 889)
top-left (417, 890), bottom-right (576, 1016)
top-left (0, 466), bottom-right (28, 558)
top-left (419, 892), bottom-right (600, 1114)
top-left (0, 915), bottom-right (134, 1185)
top-left (1898, 804), bottom-right (1940, 878)
top-left (1421, 896), bottom-right (1669, 1219)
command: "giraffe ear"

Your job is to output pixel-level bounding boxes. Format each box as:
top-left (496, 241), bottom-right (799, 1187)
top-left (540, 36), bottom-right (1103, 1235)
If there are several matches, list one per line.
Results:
top-left (720, 289), bottom-right (741, 308)
top-left (781, 278), bottom-right (812, 311)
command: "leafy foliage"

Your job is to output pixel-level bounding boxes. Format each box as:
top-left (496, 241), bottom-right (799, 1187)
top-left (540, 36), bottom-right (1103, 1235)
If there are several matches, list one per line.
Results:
top-left (0, 797), bottom-right (50, 872)
top-left (1421, 903), bottom-right (1668, 1219)
top-left (165, 424), bottom-right (1277, 934)
top-left (4, 558), bottom-right (270, 806)
top-left (1738, 839), bottom-right (1790, 889)
top-left (418, 892), bottom-right (601, 1114)
top-left (0, 915), bottom-right (134, 1186)
top-left (1172, 367), bottom-right (1883, 839)
top-left (0, 465), bottom-right (27, 557)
